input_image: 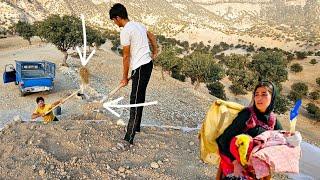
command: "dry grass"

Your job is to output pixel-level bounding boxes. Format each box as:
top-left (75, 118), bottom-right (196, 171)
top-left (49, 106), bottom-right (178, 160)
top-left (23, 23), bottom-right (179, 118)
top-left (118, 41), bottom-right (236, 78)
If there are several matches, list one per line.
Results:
top-left (79, 67), bottom-right (89, 84)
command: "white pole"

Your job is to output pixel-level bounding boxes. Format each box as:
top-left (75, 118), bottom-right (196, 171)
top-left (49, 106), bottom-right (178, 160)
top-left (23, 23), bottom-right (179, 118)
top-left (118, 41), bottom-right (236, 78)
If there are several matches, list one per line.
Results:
top-left (104, 101), bottom-right (158, 108)
top-left (81, 14), bottom-right (87, 66)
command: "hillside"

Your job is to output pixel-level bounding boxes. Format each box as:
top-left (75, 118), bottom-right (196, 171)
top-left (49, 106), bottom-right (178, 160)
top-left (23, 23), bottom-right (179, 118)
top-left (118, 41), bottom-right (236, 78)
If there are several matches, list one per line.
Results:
top-left (1, 1), bottom-right (320, 178)
top-left (1, 0), bottom-right (320, 51)
top-left (0, 36), bottom-right (319, 179)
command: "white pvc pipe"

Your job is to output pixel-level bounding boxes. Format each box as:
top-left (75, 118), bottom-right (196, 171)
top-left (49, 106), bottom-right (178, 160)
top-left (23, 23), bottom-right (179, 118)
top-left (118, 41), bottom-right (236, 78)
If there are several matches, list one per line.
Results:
top-left (76, 46), bottom-right (83, 61)
top-left (105, 107), bottom-right (121, 117)
top-left (81, 14), bottom-right (87, 66)
top-left (104, 101), bottom-right (158, 108)
top-left (86, 49), bottom-right (96, 63)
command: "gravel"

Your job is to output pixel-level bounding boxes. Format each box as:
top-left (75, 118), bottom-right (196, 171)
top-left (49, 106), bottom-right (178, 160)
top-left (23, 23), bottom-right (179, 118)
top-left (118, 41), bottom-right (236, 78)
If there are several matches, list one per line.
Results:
top-left (0, 37), bottom-right (318, 179)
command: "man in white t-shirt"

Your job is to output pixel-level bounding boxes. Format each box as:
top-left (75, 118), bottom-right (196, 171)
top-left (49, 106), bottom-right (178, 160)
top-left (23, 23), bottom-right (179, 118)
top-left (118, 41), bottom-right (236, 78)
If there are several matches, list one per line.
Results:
top-left (109, 3), bottom-right (158, 146)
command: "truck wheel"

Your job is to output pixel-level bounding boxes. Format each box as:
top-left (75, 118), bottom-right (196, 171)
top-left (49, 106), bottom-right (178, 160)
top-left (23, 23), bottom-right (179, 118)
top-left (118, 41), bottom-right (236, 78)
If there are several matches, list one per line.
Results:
top-left (45, 90), bottom-right (51, 95)
top-left (20, 91), bottom-right (26, 97)
top-left (48, 88), bottom-right (53, 93)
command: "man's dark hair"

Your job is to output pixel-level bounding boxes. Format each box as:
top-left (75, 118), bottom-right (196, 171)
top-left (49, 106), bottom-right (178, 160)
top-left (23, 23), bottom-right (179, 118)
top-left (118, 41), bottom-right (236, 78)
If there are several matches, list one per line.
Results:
top-left (109, 3), bottom-right (128, 20)
top-left (36, 97), bottom-right (44, 103)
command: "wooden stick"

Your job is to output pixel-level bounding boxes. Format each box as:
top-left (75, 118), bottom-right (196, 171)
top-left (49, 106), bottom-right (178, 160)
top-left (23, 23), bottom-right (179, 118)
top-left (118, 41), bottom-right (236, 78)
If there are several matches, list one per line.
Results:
top-left (109, 76), bottom-right (132, 97)
top-left (44, 89), bottom-right (81, 115)
top-left (100, 77), bottom-right (132, 103)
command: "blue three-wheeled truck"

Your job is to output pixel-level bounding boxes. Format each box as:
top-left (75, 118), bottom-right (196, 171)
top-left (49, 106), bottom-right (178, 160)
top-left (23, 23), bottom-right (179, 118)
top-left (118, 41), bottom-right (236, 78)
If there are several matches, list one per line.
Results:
top-left (3, 60), bottom-right (56, 96)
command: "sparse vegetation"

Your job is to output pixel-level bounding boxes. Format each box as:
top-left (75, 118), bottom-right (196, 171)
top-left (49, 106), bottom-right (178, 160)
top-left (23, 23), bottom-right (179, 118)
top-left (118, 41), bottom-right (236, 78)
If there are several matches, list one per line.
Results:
top-left (306, 103), bottom-right (320, 120)
top-left (258, 47), bottom-right (267, 52)
top-left (287, 53), bottom-right (295, 61)
top-left (182, 51), bottom-right (225, 89)
top-left (0, 27), bottom-right (7, 38)
top-left (309, 59), bottom-right (318, 65)
top-left (206, 81), bottom-right (227, 100)
top-left (310, 91), bottom-right (320, 100)
top-left (87, 28), bottom-right (106, 49)
top-left (288, 82), bottom-right (309, 101)
top-left (288, 90), bottom-right (303, 102)
top-left (295, 51), bottom-right (307, 59)
top-left (246, 45), bottom-right (255, 52)
top-left (1, 2), bottom-right (320, 175)
top-left (291, 82), bottom-right (309, 96)
top-left (249, 51), bottom-right (288, 87)
top-left (274, 95), bottom-right (290, 114)
top-left (290, 63), bottom-right (303, 73)
top-left (105, 29), bottom-right (318, 117)
top-left (230, 83), bottom-right (247, 95)
top-left (171, 68), bottom-right (186, 82)
top-left (307, 51), bottom-right (314, 56)
top-left (228, 69), bottom-right (257, 94)
top-left (154, 46), bottom-right (180, 80)
top-left (14, 21), bottom-right (34, 45)
top-left (34, 15), bottom-right (105, 66)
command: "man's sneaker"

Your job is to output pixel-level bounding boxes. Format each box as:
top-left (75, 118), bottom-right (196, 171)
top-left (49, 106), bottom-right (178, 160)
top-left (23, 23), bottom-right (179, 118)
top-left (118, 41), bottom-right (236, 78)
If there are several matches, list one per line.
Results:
top-left (117, 140), bottom-right (133, 151)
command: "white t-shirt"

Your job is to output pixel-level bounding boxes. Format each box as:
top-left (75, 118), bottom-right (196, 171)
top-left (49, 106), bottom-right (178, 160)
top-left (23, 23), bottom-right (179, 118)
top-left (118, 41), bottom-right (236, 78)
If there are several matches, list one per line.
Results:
top-left (120, 21), bottom-right (152, 70)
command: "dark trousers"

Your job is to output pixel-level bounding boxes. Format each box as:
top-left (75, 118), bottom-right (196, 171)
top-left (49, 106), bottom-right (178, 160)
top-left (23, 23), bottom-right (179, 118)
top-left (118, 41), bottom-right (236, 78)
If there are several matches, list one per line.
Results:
top-left (124, 61), bottom-right (153, 144)
top-left (53, 117), bottom-right (59, 121)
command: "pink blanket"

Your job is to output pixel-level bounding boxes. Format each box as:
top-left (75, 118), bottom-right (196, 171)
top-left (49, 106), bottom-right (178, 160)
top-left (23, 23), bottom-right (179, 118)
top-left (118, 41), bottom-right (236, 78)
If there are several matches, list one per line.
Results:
top-left (250, 131), bottom-right (301, 179)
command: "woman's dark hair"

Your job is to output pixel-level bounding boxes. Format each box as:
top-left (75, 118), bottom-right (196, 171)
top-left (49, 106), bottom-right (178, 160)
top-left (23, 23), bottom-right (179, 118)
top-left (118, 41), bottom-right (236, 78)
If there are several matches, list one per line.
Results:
top-left (36, 97), bottom-right (44, 103)
top-left (109, 3), bottom-right (128, 20)
top-left (253, 81), bottom-right (274, 95)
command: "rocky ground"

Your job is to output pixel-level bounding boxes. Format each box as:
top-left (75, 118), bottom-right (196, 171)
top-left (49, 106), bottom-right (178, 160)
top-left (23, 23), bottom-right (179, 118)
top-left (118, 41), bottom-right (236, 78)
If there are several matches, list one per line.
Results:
top-left (0, 36), bottom-right (218, 179)
top-left (0, 36), bottom-right (319, 179)
top-left (0, 119), bottom-right (216, 179)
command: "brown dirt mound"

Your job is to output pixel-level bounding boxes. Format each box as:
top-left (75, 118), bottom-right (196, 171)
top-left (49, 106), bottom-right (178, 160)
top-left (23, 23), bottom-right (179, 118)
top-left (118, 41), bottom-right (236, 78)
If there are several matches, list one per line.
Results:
top-left (0, 120), bottom-right (217, 179)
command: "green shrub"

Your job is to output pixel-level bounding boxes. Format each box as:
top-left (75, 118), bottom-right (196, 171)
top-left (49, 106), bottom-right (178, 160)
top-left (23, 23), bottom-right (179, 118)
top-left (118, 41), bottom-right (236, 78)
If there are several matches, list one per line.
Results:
top-left (274, 95), bottom-right (290, 114)
top-left (306, 103), bottom-right (320, 120)
top-left (287, 53), bottom-right (295, 61)
top-left (227, 69), bottom-right (257, 92)
top-left (182, 51), bottom-right (225, 89)
top-left (290, 63), bottom-right (303, 73)
top-left (14, 20), bottom-right (34, 45)
top-left (295, 51), bottom-right (307, 59)
top-left (246, 45), bottom-right (255, 52)
top-left (309, 59), bottom-right (318, 65)
top-left (34, 15), bottom-right (104, 65)
top-left (309, 91), bottom-right (320, 100)
top-left (171, 68), bottom-right (186, 82)
top-left (317, 77), bottom-right (320, 87)
top-left (206, 81), bottom-right (227, 100)
top-left (230, 84), bottom-right (247, 95)
top-left (250, 51), bottom-right (288, 85)
top-left (307, 51), bottom-right (314, 56)
top-left (291, 82), bottom-right (308, 96)
top-left (288, 90), bottom-right (303, 102)
top-left (258, 47), bottom-right (267, 52)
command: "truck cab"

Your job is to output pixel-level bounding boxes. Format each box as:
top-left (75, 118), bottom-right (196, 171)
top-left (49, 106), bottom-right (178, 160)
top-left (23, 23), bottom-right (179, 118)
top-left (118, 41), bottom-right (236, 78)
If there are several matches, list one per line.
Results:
top-left (3, 60), bottom-right (56, 96)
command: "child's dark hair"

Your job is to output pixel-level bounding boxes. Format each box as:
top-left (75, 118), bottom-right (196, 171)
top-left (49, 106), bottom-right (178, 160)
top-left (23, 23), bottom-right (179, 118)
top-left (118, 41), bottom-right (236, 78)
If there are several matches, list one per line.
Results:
top-left (36, 97), bottom-right (44, 103)
top-left (109, 3), bottom-right (128, 20)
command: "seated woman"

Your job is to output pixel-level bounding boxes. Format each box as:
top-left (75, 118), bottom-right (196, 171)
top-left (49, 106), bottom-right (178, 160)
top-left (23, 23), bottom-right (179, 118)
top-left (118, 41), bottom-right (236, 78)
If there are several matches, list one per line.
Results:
top-left (216, 81), bottom-right (283, 180)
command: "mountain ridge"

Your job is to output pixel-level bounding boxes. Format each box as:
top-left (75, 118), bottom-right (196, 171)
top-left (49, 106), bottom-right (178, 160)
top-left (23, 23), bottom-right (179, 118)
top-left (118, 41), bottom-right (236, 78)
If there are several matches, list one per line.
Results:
top-left (1, 0), bottom-right (320, 49)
